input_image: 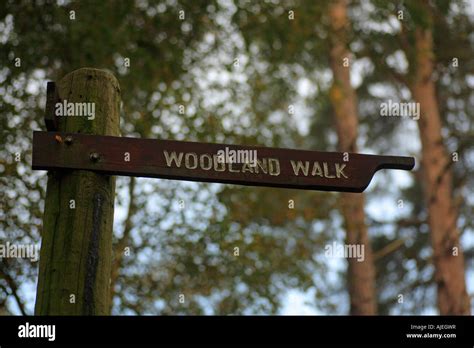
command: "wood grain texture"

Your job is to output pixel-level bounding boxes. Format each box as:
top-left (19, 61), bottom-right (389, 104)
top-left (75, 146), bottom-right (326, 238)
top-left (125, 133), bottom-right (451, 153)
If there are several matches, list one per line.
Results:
top-left (34, 68), bottom-right (120, 315)
top-left (33, 131), bottom-right (414, 193)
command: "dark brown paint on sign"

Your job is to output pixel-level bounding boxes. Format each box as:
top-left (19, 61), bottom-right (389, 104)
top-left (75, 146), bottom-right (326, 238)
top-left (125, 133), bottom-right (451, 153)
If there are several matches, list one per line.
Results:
top-left (32, 131), bottom-right (415, 193)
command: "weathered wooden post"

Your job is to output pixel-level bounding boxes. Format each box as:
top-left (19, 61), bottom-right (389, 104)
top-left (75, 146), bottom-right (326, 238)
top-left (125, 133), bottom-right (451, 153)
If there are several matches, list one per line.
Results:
top-left (34, 68), bottom-right (120, 315)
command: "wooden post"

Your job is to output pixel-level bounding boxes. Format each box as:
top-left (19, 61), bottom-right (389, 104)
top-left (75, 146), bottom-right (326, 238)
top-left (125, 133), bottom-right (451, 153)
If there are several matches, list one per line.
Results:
top-left (34, 68), bottom-right (121, 315)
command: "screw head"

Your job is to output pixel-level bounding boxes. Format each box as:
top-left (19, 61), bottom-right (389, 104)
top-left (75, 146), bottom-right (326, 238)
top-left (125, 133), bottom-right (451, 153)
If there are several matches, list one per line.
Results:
top-left (89, 152), bottom-right (100, 162)
top-left (64, 135), bottom-right (73, 145)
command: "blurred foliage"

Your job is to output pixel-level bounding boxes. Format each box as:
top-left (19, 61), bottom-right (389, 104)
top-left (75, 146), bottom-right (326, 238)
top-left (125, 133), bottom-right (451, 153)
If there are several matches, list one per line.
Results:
top-left (1, 0), bottom-right (473, 315)
top-left (230, 0), bottom-right (474, 314)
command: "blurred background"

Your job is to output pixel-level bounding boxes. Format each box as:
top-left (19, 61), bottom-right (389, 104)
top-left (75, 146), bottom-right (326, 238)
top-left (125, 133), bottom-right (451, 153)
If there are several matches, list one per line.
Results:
top-left (0, 0), bottom-right (473, 315)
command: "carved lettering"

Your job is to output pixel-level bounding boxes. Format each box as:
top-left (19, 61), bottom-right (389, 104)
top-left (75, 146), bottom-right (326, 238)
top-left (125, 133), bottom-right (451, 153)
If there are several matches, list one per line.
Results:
top-left (312, 162), bottom-right (323, 177)
top-left (163, 151), bottom-right (348, 180)
top-left (290, 160), bottom-right (309, 176)
top-left (164, 151), bottom-right (184, 167)
top-left (242, 162), bottom-right (254, 173)
top-left (335, 163), bottom-right (348, 178)
top-left (229, 162), bottom-right (240, 173)
top-left (323, 162), bottom-right (335, 178)
top-left (213, 154), bottom-right (226, 171)
top-left (200, 154), bottom-right (212, 170)
top-left (255, 158), bottom-right (268, 174)
top-left (268, 158), bottom-right (280, 176)
top-left (185, 153), bottom-right (198, 169)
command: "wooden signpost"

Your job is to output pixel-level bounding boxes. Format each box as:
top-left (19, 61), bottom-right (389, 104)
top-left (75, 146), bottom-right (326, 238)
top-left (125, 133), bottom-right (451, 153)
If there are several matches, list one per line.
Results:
top-left (32, 131), bottom-right (414, 193)
top-left (32, 68), bottom-right (415, 315)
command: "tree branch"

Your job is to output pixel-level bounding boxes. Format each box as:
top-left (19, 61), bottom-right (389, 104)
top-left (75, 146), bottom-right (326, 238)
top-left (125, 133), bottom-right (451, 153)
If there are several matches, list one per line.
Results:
top-left (0, 260), bottom-right (28, 316)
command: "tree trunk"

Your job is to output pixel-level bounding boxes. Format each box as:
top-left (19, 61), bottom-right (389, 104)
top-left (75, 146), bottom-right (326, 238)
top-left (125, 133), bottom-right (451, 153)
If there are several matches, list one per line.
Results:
top-left (328, 0), bottom-right (377, 315)
top-left (35, 68), bottom-right (121, 315)
top-left (411, 28), bottom-right (470, 315)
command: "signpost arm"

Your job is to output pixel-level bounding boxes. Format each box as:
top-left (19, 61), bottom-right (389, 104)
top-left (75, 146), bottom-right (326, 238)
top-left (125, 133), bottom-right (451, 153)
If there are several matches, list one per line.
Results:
top-left (34, 68), bottom-right (121, 315)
